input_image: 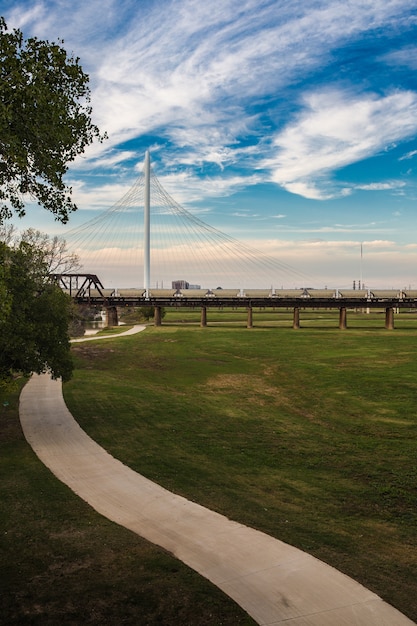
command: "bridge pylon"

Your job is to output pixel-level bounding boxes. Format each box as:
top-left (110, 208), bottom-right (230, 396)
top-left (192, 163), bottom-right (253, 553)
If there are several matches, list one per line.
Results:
top-left (144, 150), bottom-right (151, 299)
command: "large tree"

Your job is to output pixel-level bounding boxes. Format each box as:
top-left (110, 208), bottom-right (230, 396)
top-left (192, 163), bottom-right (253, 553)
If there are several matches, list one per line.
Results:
top-left (0, 238), bottom-right (74, 386)
top-left (0, 17), bottom-right (105, 224)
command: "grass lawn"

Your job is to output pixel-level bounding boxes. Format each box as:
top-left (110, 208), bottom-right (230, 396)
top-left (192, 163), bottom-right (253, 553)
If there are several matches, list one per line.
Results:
top-left (0, 385), bottom-right (255, 624)
top-left (64, 310), bottom-right (417, 622)
top-left (2, 309), bottom-right (417, 623)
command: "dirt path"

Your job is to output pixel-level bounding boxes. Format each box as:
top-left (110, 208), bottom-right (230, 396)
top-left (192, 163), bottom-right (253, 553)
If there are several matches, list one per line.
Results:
top-left (19, 328), bottom-right (415, 625)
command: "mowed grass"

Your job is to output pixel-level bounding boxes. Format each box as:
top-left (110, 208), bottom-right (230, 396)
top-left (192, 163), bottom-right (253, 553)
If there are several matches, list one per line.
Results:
top-left (63, 311), bottom-right (417, 622)
top-left (0, 381), bottom-right (255, 623)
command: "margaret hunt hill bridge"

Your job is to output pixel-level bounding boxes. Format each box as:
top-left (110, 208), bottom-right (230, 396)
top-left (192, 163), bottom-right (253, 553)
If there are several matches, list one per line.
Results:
top-left (53, 151), bottom-right (417, 329)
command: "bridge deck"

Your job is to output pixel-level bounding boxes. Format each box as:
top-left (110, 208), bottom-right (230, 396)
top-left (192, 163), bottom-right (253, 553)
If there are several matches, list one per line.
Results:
top-left (75, 295), bottom-right (417, 310)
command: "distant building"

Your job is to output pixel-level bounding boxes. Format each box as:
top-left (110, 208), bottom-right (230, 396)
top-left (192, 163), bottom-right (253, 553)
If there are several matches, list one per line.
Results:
top-left (172, 280), bottom-right (189, 289)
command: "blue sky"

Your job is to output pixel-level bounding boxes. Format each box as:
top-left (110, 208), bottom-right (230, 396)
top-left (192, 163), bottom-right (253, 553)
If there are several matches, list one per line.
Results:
top-left (3, 0), bottom-right (417, 288)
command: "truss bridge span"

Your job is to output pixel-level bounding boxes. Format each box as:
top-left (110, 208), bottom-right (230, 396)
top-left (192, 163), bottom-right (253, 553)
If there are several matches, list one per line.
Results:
top-left (66, 283), bottom-right (417, 330)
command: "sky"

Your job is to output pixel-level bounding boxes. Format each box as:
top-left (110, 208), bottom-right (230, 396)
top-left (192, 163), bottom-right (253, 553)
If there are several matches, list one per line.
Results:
top-left (3, 0), bottom-right (417, 289)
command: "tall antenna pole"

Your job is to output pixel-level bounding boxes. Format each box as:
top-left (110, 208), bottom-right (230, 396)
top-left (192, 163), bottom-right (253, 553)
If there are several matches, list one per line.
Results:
top-left (144, 150), bottom-right (150, 298)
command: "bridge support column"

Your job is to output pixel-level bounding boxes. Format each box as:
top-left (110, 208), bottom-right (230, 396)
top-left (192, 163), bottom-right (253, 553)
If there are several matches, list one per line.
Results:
top-left (106, 306), bottom-right (118, 327)
top-left (339, 307), bottom-right (347, 330)
top-left (293, 307), bottom-right (300, 329)
top-left (385, 307), bottom-right (394, 330)
top-left (154, 306), bottom-right (162, 327)
top-left (247, 307), bottom-right (253, 329)
top-left (200, 306), bottom-right (207, 327)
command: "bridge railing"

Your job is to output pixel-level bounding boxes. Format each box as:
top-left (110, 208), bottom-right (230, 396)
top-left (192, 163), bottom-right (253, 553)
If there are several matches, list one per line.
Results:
top-left (53, 274), bottom-right (417, 310)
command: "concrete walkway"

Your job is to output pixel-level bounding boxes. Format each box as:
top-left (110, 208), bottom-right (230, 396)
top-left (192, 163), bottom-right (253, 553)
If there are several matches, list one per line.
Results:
top-left (70, 324), bottom-right (147, 343)
top-left (19, 327), bottom-right (415, 625)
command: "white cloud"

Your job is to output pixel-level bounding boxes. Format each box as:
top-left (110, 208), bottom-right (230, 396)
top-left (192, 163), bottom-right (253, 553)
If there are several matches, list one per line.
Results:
top-left (8, 0), bottom-right (417, 176)
top-left (4, 0), bottom-right (417, 242)
top-left (381, 45), bottom-right (417, 70)
top-left (69, 181), bottom-right (134, 210)
top-left (231, 211), bottom-right (260, 218)
top-left (355, 181), bottom-right (406, 191)
top-left (4, 0), bottom-right (415, 199)
top-left (156, 171), bottom-right (262, 205)
top-left (68, 168), bottom-right (263, 212)
top-left (241, 237), bottom-right (417, 289)
top-left (282, 181), bottom-right (331, 201)
top-left (84, 0), bottom-right (417, 171)
top-left (76, 150), bottom-right (139, 171)
top-left (264, 89), bottom-right (417, 199)
top-left (399, 149), bottom-right (417, 161)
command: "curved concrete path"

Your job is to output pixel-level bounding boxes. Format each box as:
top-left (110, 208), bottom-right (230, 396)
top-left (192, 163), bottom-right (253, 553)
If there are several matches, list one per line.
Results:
top-left (70, 324), bottom-right (147, 343)
top-left (19, 328), bottom-right (414, 625)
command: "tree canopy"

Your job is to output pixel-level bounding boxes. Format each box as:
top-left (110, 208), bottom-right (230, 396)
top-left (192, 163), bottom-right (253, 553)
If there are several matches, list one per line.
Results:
top-left (0, 17), bottom-right (105, 224)
top-left (0, 233), bottom-right (74, 387)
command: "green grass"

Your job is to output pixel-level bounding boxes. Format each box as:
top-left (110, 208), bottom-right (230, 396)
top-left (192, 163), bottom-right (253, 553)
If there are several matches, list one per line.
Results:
top-left (3, 309), bottom-right (417, 624)
top-left (0, 384), bottom-right (255, 624)
top-left (64, 314), bottom-right (417, 622)
top-left (95, 324), bottom-right (134, 335)
top-left (157, 305), bottom-right (417, 329)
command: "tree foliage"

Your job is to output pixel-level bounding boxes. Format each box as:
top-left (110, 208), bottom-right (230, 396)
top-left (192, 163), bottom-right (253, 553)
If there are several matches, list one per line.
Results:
top-left (0, 224), bottom-right (81, 274)
top-left (138, 305), bottom-right (166, 321)
top-left (20, 227), bottom-right (81, 274)
top-left (0, 237), bottom-right (73, 386)
top-left (0, 17), bottom-right (105, 223)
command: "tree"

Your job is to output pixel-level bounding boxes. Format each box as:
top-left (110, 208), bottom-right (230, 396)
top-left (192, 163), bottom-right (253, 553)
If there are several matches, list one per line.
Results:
top-left (0, 18), bottom-right (105, 224)
top-left (138, 305), bottom-right (166, 321)
top-left (20, 228), bottom-right (81, 274)
top-left (0, 242), bottom-right (12, 347)
top-left (0, 221), bottom-right (15, 244)
top-left (0, 225), bottom-right (81, 274)
top-left (0, 238), bottom-right (73, 386)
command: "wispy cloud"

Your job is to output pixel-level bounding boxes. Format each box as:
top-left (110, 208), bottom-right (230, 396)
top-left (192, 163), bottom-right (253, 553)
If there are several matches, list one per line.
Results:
top-left (8, 0), bottom-right (417, 190)
top-left (157, 171), bottom-right (263, 205)
top-left (381, 45), bottom-right (417, 70)
top-left (263, 89), bottom-right (417, 199)
top-left (399, 149), bottom-right (417, 161)
top-left (231, 211), bottom-right (261, 218)
top-left (86, 0), bottom-right (417, 176)
top-left (355, 181), bottom-right (406, 191)
top-left (5, 0), bottom-right (417, 290)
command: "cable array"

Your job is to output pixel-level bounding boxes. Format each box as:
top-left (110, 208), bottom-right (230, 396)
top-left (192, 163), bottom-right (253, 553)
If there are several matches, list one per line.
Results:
top-left (60, 160), bottom-right (310, 289)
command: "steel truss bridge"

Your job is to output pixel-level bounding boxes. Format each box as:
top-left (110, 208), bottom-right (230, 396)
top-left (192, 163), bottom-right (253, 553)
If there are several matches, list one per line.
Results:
top-left (52, 274), bottom-right (417, 330)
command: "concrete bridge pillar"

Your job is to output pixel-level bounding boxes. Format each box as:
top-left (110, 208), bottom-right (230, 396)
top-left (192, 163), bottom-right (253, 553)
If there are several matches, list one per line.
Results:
top-left (293, 307), bottom-right (300, 329)
top-left (106, 306), bottom-right (118, 327)
top-left (200, 306), bottom-right (207, 327)
top-left (385, 307), bottom-right (394, 330)
top-left (247, 307), bottom-right (253, 328)
top-left (339, 307), bottom-right (347, 330)
top-left (154, 306), bottom-right (162, 326)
